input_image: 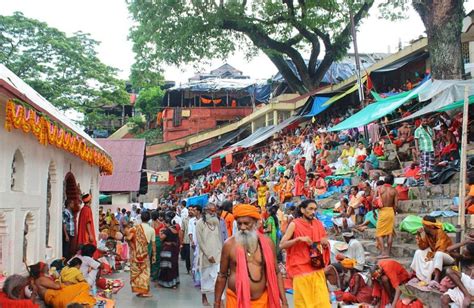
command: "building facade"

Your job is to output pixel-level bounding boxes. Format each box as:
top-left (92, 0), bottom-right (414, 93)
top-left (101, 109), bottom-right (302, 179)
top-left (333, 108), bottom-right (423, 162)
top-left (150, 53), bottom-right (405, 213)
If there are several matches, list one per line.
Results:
top-left (0, 64), bottom-right (112, 276)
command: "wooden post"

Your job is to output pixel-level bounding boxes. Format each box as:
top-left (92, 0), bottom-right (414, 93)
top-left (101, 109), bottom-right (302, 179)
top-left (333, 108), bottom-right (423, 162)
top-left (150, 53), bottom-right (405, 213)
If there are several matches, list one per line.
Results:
top-left (458, 85), bottom-right (470, 233)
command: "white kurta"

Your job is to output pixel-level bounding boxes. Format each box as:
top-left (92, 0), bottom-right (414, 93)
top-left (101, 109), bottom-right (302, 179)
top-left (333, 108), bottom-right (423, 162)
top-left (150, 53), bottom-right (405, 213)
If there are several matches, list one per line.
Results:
top-left (410, 248), bottom-right (455, 282)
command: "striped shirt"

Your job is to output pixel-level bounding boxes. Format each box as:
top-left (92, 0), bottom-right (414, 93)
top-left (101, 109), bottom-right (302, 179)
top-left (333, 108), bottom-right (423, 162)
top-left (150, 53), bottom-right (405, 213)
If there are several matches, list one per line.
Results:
top-left (414, 125), bottom-right (434, 152)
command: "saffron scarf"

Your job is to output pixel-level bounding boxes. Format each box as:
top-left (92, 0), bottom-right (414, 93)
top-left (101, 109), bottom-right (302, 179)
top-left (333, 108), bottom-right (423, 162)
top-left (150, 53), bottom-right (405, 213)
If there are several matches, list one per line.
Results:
top-left (235, 233), bottom-right (280, 308)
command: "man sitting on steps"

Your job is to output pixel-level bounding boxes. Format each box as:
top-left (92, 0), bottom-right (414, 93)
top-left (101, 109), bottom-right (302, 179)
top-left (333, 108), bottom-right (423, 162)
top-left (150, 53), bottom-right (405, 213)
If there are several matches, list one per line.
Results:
top-left (410, 215), bottom-right (454, 283)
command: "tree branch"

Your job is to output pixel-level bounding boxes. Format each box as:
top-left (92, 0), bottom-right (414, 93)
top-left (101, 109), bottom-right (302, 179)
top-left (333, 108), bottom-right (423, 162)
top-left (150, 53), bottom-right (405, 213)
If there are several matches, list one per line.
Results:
top-left (222, 17), bottom-right (310, 92)
top-left (284, 34), bottom-right (304, 46)
top-left (312, 0), bottom-right (374, 86)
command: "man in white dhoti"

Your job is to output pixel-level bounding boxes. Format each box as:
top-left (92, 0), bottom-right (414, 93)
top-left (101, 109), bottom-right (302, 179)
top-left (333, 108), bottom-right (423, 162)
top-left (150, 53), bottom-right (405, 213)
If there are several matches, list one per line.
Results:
top-left (410, 216), bottom-right (454, 282)
top-left (196, 203), bottom-right (223, 306)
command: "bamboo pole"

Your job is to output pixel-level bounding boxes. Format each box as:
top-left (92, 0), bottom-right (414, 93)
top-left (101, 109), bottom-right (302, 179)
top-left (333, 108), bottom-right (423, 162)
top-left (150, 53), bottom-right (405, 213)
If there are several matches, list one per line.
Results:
top-left (457, 85), bottom-right (470, 233)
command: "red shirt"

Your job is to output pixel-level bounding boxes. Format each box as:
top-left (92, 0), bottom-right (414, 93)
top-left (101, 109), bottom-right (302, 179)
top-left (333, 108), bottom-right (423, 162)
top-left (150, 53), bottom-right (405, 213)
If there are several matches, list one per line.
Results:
top-left (286, 218), bottom-right (328, 278)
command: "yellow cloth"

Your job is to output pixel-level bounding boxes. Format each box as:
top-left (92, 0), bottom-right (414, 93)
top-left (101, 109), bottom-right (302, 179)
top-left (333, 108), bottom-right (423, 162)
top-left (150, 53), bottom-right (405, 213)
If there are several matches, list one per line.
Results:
top-left (341, 147), bottom-right (355, 158)
top-left (341, 258), bottom-right (357, 269)
top-left (257, 186), bottom-right (268, 207)
top-left (44, 282), bottom-right (96, 308)
top-left (60, 266), bottom-right (85, 284)
top-left (226, 288), bottom-right (268, 308)
top-left (376, 207), bottom-right (395, 237)
top-left (293, 270), bottom-right (330, 308)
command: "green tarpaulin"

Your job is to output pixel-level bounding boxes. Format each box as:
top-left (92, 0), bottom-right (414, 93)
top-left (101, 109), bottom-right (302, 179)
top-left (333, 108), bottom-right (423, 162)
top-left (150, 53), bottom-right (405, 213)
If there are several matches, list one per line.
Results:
top-left (329, 80), bottom-right (432, 132)
top-left (371, 90), bottom-right (412, 102)
top-left (399, 215), bottom-right (456, 234)
top-left (438, 95), bottom-right (474, 112)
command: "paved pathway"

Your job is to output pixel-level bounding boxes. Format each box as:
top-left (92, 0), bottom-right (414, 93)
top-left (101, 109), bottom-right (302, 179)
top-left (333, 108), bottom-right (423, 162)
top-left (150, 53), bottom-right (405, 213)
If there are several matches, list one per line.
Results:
top-left (109, 259), bottom-right (294, 307)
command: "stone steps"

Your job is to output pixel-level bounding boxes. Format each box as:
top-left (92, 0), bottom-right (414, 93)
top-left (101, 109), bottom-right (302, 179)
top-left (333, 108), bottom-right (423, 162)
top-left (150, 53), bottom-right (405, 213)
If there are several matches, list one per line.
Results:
top-left (398, 198), bottom-right (453, 213)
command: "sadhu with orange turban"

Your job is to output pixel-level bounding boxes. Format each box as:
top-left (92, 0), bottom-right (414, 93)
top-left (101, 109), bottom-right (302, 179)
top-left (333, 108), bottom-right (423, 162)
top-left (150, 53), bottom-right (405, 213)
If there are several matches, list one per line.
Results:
top-left (233, 203), bottom-right (261, 220)
top-left (214, 203), bottom-right (288, 308)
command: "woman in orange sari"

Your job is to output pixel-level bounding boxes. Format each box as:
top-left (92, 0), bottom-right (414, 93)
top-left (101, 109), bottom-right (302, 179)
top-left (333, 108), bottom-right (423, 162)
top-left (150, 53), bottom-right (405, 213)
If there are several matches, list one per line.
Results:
top-left (29, 262), bottom-right (95, 308)
top-left (124, 213), bottom-right (155, 297)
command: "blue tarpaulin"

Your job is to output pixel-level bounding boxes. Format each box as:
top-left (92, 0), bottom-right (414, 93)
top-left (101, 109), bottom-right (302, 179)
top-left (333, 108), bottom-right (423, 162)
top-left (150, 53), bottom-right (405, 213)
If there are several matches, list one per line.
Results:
top-left (304, 96), bottom-right (330, 117)
top-left (186, 194), bottom-right (209, 207)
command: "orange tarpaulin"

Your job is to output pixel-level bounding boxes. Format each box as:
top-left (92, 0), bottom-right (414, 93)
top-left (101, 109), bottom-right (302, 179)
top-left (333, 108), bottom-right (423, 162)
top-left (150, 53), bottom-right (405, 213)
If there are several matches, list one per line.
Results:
top-left (200, 97), bottom-right (222, 104)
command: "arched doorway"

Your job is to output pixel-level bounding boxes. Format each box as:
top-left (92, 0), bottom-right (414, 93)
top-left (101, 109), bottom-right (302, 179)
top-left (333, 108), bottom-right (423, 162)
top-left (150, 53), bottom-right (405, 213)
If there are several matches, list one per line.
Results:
top-left (63, 172), bottom-right (80, 256)
top-left (64, 172), bottom-right (80, 213)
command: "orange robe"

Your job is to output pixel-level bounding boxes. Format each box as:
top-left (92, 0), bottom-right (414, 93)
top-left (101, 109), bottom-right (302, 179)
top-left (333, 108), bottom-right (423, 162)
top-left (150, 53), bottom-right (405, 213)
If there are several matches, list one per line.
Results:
top-left (76, 205), bottom-right (97, 248)
top-left (293, 163), bottom-right (306, 197)
top-left (372, 260), bottom-right (410, 307)
top-left (222, 210), bottom-right (235, 236)
top-left (44, 282), bottom-right (96, 308)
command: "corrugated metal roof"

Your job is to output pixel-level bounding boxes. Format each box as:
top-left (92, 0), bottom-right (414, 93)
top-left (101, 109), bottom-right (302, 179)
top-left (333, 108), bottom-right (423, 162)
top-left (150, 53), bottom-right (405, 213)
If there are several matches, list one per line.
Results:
top-left (96, 139), bottom-right (145, 192)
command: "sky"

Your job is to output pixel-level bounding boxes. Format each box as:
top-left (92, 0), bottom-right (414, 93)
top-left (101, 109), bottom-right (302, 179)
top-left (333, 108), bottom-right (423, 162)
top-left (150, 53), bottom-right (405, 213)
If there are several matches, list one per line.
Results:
top-left (3, 0), bottom-right (474, 85)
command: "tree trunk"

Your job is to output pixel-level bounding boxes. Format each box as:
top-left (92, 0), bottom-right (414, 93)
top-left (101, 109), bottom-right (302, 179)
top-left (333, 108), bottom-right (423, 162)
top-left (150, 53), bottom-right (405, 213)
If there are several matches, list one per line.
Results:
top-left (413, 0), bottom-right (464, 79)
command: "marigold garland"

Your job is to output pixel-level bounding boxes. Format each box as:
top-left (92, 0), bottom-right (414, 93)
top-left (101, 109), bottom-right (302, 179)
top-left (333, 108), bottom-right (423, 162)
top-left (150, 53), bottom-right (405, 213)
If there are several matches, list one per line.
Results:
top-left (4, 99), bottom-right (113, 175)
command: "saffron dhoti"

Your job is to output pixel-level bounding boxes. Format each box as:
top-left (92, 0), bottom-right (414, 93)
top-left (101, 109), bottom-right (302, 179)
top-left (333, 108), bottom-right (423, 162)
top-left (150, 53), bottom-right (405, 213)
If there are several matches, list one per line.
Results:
top-left (226, 288), bottom-right (268, 308)
top-left (376, 207), bottom-right (394, 237)
top-left (293, 270), bottom-right (330, 308)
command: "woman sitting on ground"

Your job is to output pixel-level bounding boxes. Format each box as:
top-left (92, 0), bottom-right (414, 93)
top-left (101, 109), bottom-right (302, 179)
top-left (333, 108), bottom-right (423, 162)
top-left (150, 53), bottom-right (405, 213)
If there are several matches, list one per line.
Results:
top-left (29, 262), bottom-right (96, 308)
top-left (60, 257), bottom-right (86, 285)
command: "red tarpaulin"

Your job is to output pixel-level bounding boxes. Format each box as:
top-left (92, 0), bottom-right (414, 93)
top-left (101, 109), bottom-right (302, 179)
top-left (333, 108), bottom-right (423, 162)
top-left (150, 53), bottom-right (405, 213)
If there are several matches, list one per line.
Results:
top-left (211, 157), bottom-right (221, 172)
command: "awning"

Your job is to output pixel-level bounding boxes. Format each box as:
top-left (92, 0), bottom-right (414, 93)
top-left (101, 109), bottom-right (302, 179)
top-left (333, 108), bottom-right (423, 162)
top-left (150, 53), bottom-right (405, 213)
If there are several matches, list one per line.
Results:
top-left (373, 52), bottom-right (428, 73)
top-left (322, 75), bottom-right (367, 107)
top-left (233, 126), bottom-right (275, 148)
top-left (304, 96), bottom-right (330, 117)
top-left (175, 127), bottom-right (246, 172)
top-left (241, 116), bottom-right (300, 148)
top-left (189, 116), bottom-right (300, 171)
top-left (394, 80), bottom-right (474, 122)
top-left (438, 96), bottom-right (474, 112)
top-left (329, 79), bottom-right (432, 131)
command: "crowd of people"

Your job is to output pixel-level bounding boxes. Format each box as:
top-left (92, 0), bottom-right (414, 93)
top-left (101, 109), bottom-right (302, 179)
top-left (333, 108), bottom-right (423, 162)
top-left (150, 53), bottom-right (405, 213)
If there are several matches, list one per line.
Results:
top-left (1, 90), bottom-right (473, 308)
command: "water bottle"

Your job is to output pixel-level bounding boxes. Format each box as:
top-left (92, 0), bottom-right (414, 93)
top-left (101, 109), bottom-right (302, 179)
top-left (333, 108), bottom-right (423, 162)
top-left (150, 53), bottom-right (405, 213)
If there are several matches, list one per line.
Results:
top-left (330, 291), bottom-right (337, 307)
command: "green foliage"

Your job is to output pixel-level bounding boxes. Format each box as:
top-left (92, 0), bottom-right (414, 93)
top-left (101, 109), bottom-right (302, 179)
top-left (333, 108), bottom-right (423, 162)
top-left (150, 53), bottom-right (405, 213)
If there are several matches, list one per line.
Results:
top-left (127, 115), bottom-right (146, 135)
top-left (135, 86), bottom-right (165, 124)
top-left (127, 0), bottom-right (375, 93)
top-left (135, 128), bottom-right (163, 145)
top-left (0, 12), bottom-right (129, 130)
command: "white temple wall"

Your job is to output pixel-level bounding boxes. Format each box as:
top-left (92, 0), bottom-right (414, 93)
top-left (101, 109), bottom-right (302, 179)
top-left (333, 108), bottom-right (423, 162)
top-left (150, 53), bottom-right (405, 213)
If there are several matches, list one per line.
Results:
top-left (0, 116), bottom-right (100, 275)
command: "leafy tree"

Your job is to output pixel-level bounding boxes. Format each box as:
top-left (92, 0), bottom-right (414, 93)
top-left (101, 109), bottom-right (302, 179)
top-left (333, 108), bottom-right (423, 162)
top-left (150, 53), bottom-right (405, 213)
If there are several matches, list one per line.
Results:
top-left (128, 0), bottom-right (375, 94)
top-left (135, 85), bottom-right (165, 126)
top-left (379, 0), bottom-right (465, 79)
top-left (0, 12), bottom-right (129, 130)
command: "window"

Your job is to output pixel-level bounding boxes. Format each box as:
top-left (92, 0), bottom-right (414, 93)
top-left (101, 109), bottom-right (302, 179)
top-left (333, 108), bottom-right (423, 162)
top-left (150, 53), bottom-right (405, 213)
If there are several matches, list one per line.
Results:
top-left (11, 150), bottom-right (25, 191)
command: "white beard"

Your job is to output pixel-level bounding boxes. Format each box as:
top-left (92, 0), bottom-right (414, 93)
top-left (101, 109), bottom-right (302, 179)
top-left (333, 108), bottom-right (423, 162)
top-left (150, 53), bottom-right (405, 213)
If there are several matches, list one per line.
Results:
top-left (205, 214), bottom-right (219, 226)
top-left (235, 228), bottom-right (258, 254)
